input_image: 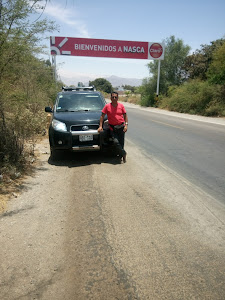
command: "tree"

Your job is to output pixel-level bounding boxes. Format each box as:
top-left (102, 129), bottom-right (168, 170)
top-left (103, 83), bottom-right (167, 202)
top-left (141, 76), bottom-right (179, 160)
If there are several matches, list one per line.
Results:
top-left (89, 78), bottom-right (113, 93)
top-left (157, 38), bottom-right (225, 116)
top-left (183, 39), bottom-right (225, 81)
top-left (207, 40), bottom-right (225, 85)
top-left (140, 36), bottom-right (190, 106)
top-left (122, 85), bottom-right (136, 92)
top-left (138, 77), bottom-right (158, 107)
top-left (149, 36), bottom-right (190, 92)
top-left (0, 0), bottom-right (55, 80)
top-left (0, 0), bottom-right (58, 172)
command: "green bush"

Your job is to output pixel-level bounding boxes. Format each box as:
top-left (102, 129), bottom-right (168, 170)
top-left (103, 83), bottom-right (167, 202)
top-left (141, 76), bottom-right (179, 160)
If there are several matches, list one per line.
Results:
top-left (205, 101), bottom-right (225, 116)
top-left (159, 80), bottom-right (225, 116)
top-left (138, 78), bottom-right (157, 107)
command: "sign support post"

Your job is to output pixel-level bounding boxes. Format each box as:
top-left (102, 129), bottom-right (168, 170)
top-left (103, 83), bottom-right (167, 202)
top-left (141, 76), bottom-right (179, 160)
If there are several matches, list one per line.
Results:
top-left (51, 55), bottom-right (57, 81)
top-left (156, 59), bottom-right (161, 101)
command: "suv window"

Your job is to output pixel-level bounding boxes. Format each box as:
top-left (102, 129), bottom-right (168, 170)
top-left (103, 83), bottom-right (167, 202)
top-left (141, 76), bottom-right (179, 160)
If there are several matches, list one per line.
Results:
top-left (56, 93), bottom-right (104, 112)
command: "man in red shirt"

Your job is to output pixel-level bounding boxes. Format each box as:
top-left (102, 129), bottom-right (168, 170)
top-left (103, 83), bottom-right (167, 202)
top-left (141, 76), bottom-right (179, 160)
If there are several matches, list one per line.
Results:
top-left (98, 92), bottom-right (128, 163)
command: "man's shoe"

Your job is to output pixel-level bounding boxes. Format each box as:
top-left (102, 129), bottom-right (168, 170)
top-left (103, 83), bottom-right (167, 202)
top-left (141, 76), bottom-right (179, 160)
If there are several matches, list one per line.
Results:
top-left (123, 154), bottom-right (127, 163)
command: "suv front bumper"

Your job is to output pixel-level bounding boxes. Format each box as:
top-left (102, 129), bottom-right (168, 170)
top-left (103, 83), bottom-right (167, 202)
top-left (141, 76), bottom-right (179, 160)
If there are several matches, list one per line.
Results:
top-left (49, 128), bottom-right (101, 151)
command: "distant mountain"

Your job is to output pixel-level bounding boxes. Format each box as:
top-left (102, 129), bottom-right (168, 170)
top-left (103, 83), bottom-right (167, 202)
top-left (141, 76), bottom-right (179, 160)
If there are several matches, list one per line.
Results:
top-left (105, 75), bottom-right (143, 87)
top-left (59, 73), bottom-right (143, 87)
top-left (59, 74), bottom-right (93, 87)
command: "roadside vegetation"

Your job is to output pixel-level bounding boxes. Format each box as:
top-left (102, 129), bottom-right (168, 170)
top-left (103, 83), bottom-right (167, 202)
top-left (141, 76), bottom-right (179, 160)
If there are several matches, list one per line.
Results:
top-left (89, 78), bottom-right (113, 93)
top-left (138, 36), bottom-right (225, 117)
top-left (0, 0), bottom-right (61, 203)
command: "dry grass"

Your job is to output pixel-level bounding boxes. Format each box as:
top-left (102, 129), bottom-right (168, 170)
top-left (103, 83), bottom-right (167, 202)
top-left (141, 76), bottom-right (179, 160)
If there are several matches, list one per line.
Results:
top-left (0, 136), bottom-right (45, 213)
top-left (119, 94), bottom-right (141, 104)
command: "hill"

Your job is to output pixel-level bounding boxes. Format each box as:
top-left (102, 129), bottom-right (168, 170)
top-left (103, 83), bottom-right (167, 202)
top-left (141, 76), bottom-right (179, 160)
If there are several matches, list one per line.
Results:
top-left (60, 73), bottom-right (143, 87)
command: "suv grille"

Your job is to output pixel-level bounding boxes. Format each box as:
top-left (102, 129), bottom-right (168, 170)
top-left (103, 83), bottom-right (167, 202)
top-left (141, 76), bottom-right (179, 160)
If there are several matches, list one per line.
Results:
top-left (70, 124), bottom-right (99, 132)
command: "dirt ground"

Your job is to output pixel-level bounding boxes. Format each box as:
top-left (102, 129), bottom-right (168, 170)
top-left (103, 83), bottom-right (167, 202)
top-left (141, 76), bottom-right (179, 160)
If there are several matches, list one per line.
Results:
top-left (1, 136), bottom-right (225, 299)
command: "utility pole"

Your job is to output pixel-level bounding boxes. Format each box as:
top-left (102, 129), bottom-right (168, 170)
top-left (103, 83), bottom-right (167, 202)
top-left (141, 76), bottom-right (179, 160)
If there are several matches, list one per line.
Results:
top-left (155, 60), bottom-right (161, 104)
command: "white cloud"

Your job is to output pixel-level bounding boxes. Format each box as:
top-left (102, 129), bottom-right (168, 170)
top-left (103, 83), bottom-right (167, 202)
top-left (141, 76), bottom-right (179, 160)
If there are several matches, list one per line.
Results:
top-left (38, 2), bottom-right (90, 38)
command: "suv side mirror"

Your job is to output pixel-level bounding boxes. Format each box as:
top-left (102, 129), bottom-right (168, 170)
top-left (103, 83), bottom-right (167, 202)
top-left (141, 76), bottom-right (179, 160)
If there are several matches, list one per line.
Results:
top-left (45, 106), bottom-right (53, 113)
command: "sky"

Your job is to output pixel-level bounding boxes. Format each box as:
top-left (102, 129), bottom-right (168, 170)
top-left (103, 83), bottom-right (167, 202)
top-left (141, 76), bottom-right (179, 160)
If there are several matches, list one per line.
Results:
top-left (37, 0), bottom-right (225, 85)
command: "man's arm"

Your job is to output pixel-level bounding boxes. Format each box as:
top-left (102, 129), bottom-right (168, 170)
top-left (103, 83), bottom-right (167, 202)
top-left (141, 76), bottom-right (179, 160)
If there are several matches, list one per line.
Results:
top-left (98, 113), bottom-right (105, 132)
top-left (123, 113), bottom-right (128, 132)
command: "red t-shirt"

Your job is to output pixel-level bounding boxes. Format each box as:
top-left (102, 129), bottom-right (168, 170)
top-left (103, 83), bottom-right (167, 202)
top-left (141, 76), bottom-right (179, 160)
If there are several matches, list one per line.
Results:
top-left (102, 103), bottom-right (126, 125)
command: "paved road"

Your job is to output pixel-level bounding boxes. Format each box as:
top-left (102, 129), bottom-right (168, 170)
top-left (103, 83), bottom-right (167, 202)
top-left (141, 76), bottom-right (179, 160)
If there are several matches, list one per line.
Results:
top-left (126, 104), bottom-right (225, 204)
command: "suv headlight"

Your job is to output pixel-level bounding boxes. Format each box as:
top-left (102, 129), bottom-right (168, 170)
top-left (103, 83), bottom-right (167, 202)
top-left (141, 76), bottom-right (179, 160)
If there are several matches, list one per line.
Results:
top-left (52, 119), bottom-right (67, 132)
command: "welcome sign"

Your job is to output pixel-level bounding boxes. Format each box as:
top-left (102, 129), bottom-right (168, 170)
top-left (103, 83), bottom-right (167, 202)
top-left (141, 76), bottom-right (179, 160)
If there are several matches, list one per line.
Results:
top-left (50, 36), bottom-right (164, 60)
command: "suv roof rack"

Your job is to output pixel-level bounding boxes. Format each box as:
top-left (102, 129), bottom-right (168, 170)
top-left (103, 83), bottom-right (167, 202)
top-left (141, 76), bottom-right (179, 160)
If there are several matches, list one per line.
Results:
top-left (62, 86), bottom-right (96, 91)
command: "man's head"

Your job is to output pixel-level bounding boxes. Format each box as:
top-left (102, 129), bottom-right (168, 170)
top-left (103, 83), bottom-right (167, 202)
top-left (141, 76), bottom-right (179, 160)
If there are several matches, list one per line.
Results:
top-left (111, 92), bottom-right (118, 102)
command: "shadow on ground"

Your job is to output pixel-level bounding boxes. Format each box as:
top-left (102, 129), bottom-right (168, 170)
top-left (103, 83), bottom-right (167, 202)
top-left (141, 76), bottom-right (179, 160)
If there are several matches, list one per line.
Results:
top-left (0, 205), bottom-right (35, 219)
top-left (47, 150), bottom-right (122, 168)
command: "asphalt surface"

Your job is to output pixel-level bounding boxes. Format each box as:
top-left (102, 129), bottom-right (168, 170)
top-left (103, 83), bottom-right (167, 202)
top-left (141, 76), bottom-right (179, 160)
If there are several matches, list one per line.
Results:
top-left (125, 103), bottom-right (225, 204)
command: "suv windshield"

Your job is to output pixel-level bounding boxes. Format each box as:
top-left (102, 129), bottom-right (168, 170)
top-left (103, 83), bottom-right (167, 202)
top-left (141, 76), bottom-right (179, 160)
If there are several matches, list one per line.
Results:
top-left (56, 93), bottom-right (104, 112)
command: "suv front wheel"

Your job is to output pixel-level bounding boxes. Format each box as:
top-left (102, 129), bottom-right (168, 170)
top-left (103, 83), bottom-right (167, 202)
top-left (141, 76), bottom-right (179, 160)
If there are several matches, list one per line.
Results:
top-left (50, 148), bottom-right (59, 161)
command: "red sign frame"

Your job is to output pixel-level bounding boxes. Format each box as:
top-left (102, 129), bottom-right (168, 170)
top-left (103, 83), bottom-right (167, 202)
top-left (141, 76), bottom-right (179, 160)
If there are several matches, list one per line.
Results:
top-left (50, 36), bottom-right (164, 60)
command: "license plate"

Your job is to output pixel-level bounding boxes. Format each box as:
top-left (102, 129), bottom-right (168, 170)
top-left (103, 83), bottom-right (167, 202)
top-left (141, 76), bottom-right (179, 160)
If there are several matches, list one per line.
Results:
top-left (79, 134), bottom-right (93, 142)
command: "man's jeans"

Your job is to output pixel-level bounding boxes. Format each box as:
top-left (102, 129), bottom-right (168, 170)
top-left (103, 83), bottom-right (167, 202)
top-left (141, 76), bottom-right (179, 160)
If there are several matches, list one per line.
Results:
top-left (100, 128), bottom-right (126, 158)
top-left (110, 127), bottom-right (126, 158)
